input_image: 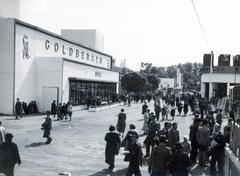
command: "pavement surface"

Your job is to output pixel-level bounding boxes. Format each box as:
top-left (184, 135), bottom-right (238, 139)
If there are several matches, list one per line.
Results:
top-left (0, 101), bottom-right (227, 176)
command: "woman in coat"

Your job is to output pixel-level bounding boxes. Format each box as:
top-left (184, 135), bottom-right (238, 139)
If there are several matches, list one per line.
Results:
top-left (41, 111), bottom-right (53, 144)
top-left (105, 125), bottom-right (121, 171)
top-left (116, 108), bottom-right (126, 137)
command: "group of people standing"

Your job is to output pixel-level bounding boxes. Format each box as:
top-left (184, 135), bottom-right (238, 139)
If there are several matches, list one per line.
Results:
top-left (15, 98), bottom-right (38, 119)
top-left (50, 100), bottom-right (73, 121)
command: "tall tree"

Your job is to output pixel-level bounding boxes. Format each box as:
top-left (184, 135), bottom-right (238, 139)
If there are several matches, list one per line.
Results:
top-left (121, 72), bottom-right (147, 93)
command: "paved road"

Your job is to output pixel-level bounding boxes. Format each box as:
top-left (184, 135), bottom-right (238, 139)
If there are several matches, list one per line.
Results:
top-left (0, 101), bottom-right (227, 176)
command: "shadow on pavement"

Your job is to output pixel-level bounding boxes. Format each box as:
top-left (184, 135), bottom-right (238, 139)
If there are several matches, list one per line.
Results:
top-left (137, 119), bottom-right (144, 121)
top-left (25, 142), bottom-right (45, 148)
top-left (190, 164), bottom-right (210, 176)
top-left (88, 168), bottom-right (128, 176)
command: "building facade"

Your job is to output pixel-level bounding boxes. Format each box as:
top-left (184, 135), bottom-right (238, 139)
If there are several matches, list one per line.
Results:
top-left (200, 54), bottom-right (240, 100)
top-left (0, 18), bottom-right (119, 114)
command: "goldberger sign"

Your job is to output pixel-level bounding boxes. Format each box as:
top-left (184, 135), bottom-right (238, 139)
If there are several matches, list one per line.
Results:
top-left (44, 40), bottom-right (103, 65)
top-left (16, 23), bottom-right (111, 70)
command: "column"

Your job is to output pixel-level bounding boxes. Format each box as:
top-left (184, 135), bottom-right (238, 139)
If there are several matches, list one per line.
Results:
top-left (209, 82), bottom-right (213, 100)
top-left (201, 82), bottom-right (205, 98)
top-left (227, 83), bottom-right (230, 96)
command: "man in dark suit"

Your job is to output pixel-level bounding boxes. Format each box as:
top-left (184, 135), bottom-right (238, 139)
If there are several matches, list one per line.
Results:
top-left (126, 134), bottom-right (143, 176)
top-left (169, 122), bottom-right (180, 152)
top-left (148, 135), bottom-right (171, 176)
top-left (0, 133), bottom-right (21, 176)
top-left (15, 98), bottom-right (22, 119)
top-left (210, 123), bottom-right (226, 176)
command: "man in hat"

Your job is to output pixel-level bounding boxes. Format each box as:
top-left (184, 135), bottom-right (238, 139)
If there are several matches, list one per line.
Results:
top-left (196, 119), bottom-right (210, 167)
top-left (170, 142), bottom-right (191, 176)
top-left (169, 122), bottom-right (180, 152)
top-left (41, 111), bottom-right (53, 144)
top-left (116, 108), bottom-right (126, 137)
top-left (126, 134), bottom-right (143, 176)
top-left (104, 125), bottom-right (121, 171)
top-left (148, 135), bottom-right (172, 176)
top-left (189, 118), bottom-right (201, 164)
top-left (15, 98), bottom-right (23, 119)
top-left (0, 133), bottom-right (21, 176)
top-left (210, 123), bottom-right (225, 176)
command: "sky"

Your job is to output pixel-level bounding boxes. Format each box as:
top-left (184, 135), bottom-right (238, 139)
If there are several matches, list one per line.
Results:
top-left (10, 0), bottom-right (240, 70)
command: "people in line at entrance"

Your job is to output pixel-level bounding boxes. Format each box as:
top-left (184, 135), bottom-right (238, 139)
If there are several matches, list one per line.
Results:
top-left (0, 133), bottom-right (21, 176)
top-left (15, 98), bottom-right (23, 120)
top-left (41, 111), bottom-right (53, 144)
top-left (51, 100), bottom-right (57, 117)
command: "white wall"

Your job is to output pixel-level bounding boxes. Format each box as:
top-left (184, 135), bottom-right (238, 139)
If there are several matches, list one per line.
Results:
top-left (0, 18), bottom-right (15, 114)
top-left (201, 73), bottom-right (240, 83)
top-left (62, 60), bottom-right (119, 103)
top-left (61, 29), bottom-right (104, 52)
top-left (35, 57), bottom-right (63, 112)
top-left (0, 0), bottom-right (20, 18)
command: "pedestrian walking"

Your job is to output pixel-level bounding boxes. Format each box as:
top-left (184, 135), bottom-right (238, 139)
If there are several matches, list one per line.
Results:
top-left (142, 102), bottom-right (148, 115)
top-left (148, 135), bottom-right (171, 176)
top-left (142, 109), bottom-right (150, 135)
top-left (116, 108), bottom-right (126, 137)
top-left (41, 111), bottom-right (53, 144)
top-left (177, 101), bottom-right (183, 116)
top-left (67, 102), bottom-right (73, 121)
top-left (216, 109), bottom-right (223, 127)
top-left (157, 122), bottom-right (171, 147)
top-left (125, 134), bottom-right (143, 176)
top-left (169, 122), bottom-right (180, 152)
top-left (170, 142), bottom-right (191, 176)
top-left (15, 98), bottom-right (23, 119)
top-left (51, 100), bottom-right (57, 117)
top-left (189, 118), bottom-right (201, 164)
top-left (144, 117), bottom-right (158, 157)
top-left (210, 123), bottom-right (226, 176)
top-left (196, 119), bottom-right (210, 167)
top-left (104, 125), bottom-right (121, 171)
top-left (0, 133), bottom-right (21, 176)
top-left (154, 103), bottom-right (161, 121)
top-left (182, 136), bottom-right (191, 156)
top-left (170, 104), bottom-right (176, 120)
top-left (0, 121), bottom-right (6, 145)
top-left (183, 103), bottom-right (188, 117)
top-left (122, 124), bottom-right (138, 151)
top-left (56, 103), bottom-right (62, 120)
top-left (161, 104), bottom-right (167, 121)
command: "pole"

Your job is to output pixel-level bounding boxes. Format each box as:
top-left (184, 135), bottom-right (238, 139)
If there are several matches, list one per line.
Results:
top-left (209, 51), bottom-right (213, 100)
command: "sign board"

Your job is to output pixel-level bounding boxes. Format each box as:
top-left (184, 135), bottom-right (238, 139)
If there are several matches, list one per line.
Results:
top-left (218, 54), bottom-right (230, 66)
top-left (203, 54), bottom-right (214, 66)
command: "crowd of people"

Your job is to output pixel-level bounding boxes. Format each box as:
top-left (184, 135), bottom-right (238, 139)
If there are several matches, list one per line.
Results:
top-left (15, 98), bottom-right (38, 119)
top-left (104, 93), bottom-right (232, 176)
top-left (50, 100), bottom-right (73, 121)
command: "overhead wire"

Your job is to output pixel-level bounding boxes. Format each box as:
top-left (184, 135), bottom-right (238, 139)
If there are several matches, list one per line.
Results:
top-left (190, 0), bottom-right (212, 51)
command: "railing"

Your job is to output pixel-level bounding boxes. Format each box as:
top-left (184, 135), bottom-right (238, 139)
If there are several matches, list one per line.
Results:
top-left (225, 122), bottom-right (240, 176)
